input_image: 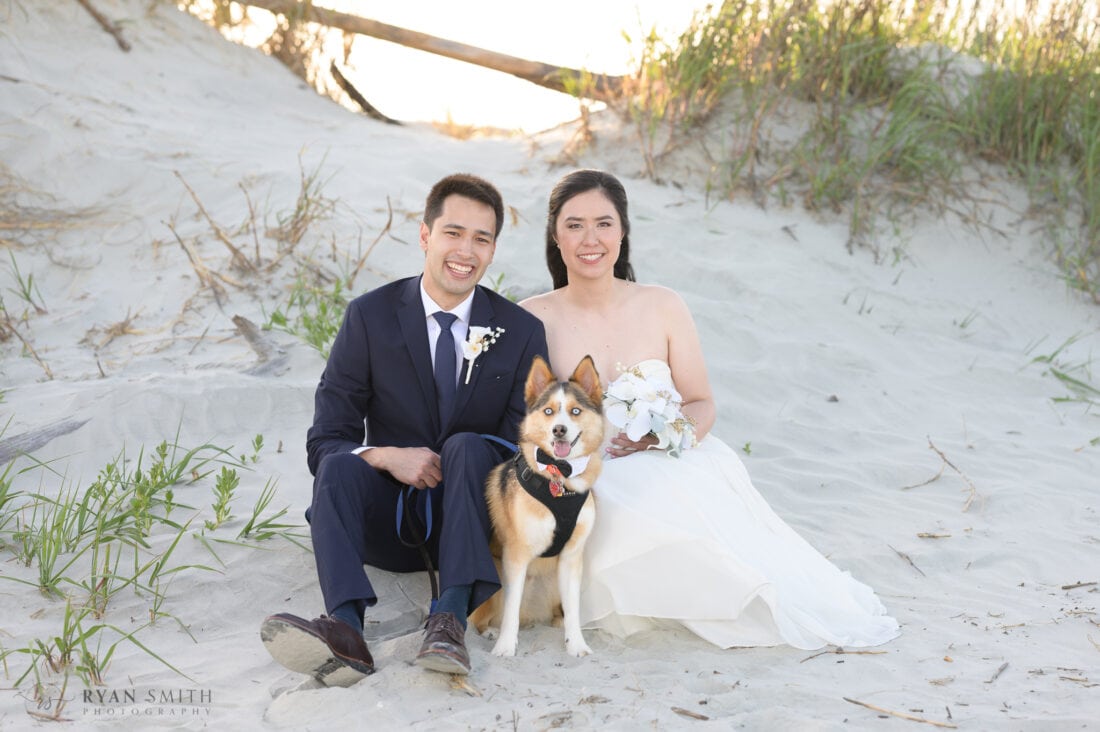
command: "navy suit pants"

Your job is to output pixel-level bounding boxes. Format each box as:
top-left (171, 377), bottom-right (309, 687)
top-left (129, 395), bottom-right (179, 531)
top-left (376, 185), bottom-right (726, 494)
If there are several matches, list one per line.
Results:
top-left (307, 433), bottom-right (506, 617)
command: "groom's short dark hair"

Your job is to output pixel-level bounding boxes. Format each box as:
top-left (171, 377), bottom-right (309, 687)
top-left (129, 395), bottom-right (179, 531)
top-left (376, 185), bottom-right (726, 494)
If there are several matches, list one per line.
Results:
top-left (424, 173), bottom-right (505, 239)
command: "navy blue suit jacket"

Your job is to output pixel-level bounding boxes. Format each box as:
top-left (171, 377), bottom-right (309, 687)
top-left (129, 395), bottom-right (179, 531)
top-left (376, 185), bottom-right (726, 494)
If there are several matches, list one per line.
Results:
top-left (306, 276), bottom-right (548, 477)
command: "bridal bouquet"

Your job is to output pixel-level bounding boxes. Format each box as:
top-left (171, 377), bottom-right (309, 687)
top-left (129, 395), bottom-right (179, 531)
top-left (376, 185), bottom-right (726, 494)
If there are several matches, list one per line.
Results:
top-left (602, 363), bottom-right (697, 457)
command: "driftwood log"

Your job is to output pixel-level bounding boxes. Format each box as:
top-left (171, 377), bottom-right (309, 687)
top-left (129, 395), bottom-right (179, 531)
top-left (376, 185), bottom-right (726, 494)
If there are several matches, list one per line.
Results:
top-left (237, 0), bottom-right (624, 103)
top-left (0, 419), bottom-right (89, 465)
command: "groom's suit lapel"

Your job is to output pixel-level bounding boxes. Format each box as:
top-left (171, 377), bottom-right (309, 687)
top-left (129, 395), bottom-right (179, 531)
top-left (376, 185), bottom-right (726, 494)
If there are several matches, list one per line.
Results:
top-left (395, 277), bottom-right (442, 434)
top-left (450, 287), bottom-right (496, 428)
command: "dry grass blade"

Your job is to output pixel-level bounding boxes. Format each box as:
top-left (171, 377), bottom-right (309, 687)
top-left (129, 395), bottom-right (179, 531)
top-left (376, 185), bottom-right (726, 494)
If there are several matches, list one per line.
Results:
top-left (671, 706), bottom-right (709, 721)
top-left (84, 307), bottom-right (145, 349)
top-left (25, 708), bottom-right (72, 722)
top-left (889, 544), bottom-right (926, 576)
top-left (346, 196), bottom-right (393, 282)
top-left (238, 182), bottom-right (263, 267)
top-left (168, 223), bottom-right (227, 307)
top-left (1061, 581), bottom-right (1097, 590)
top-left (901, 462), bottom-right (945, 490)
top-left (267, 156), bottom-right (336, 248)
top-left (0, 171), bottom-right (87, 249)
top-left (1060, 675), bottom-right (1098, 686)
top-left (985, 661), bottom-right (1008, 684)
top-left (800, 646), bottom-right (888, 663)
top-left (843, 697), bottom-right (957, 728)
top-left (449, 674), bottom-right (481, 696)
top-left (927, 437), bottom-right (980, 511)
top-left (174, 171), bottom-right (256, 274)
top-left (0, 319), bottom-right (52, 379)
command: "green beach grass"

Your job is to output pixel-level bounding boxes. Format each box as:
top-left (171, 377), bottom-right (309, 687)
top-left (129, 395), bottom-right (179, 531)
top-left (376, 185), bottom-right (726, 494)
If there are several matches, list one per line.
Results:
top-left (611, 0), bottom-right (1100, 296)
top-left (0, 425), bottom-right (306, 713)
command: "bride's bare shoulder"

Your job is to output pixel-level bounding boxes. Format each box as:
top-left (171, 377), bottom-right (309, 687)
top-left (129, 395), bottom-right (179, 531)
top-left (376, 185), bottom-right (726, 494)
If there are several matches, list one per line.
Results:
top-left (519, 289), bottom-right (560, 316)
top-left (626, 282), bottom-right (687, 308)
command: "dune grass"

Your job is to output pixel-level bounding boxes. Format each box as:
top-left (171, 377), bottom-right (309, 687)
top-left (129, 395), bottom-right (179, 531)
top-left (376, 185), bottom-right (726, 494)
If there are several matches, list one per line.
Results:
top-left (264, 267), bottom-right (348, 357)
top-left (1027, 333), bottom-right (1100, 411)
top-left (0, 425), bottom-right (306, 707)
top-left (616, 0), bottom-right (1100, 295)
top-left (186, 1), bottom-right (1100, 301)
top-left (1, 252), bottom-right (52, 378)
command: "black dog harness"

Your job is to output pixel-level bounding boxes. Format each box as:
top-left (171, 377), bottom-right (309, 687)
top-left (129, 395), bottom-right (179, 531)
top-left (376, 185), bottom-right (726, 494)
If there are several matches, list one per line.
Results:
top-left (512, 450), bottom-right (589, 558)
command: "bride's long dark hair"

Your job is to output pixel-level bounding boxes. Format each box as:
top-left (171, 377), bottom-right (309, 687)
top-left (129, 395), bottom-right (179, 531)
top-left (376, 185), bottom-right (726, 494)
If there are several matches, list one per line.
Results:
top-left (545, 169), bottom-right (636, 290)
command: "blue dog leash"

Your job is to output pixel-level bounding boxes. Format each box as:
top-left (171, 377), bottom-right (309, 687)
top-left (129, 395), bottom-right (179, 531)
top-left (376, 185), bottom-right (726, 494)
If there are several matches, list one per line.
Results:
top-left (394, 434), bottom-right (518, 612)
top-left (395, 434), bottom-right (518, 543)
top-left (479, 434), bottom-right (518, 454)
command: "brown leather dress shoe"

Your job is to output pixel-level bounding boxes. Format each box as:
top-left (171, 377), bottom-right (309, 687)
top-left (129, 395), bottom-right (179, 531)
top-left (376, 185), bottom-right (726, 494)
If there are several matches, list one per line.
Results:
top-left (414, 612), bottom-right (471, 675)
top-left (261, 613), bottom-right (374, 687)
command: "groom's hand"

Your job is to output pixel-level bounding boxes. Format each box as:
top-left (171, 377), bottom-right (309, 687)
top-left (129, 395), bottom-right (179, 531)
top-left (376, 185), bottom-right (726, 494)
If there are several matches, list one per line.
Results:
top-left (360, 446), bottom-right (443, 489)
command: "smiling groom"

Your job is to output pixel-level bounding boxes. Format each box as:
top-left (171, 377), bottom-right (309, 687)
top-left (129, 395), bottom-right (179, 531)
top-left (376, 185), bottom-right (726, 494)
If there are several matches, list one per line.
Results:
top-left (261, 173), bottom-right (548, 684)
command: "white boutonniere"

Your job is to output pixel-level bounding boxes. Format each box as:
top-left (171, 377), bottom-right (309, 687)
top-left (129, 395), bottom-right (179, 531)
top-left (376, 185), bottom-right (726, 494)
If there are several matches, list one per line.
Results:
top-left (603, 363), bottom-right (697, 457)
top-left (461, 326), bottom-right (505, 384)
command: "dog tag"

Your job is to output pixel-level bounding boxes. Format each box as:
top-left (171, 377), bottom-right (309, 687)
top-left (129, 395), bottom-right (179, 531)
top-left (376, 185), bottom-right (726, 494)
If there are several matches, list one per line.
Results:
top-left (546, 465), bottom-right (566, 498)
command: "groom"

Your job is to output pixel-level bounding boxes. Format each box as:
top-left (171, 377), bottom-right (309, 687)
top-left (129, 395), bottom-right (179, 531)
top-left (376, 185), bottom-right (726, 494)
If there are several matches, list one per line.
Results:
top-left (261, 173), bottom-right (548, 684)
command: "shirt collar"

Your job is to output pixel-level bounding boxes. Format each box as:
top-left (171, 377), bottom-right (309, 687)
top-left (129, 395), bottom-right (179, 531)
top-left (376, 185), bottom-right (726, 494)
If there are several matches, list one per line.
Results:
top-left (419, 278), bottom-right (474, 324)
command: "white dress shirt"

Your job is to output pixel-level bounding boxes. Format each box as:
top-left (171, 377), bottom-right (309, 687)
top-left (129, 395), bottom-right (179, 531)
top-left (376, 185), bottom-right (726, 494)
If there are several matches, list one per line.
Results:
top-left (420, 280), bottom-right (474, 387)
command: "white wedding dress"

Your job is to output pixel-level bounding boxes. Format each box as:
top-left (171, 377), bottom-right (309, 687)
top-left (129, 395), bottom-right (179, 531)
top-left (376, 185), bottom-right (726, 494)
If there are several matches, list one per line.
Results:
top-left (580, 360), bottom-right (900, 650)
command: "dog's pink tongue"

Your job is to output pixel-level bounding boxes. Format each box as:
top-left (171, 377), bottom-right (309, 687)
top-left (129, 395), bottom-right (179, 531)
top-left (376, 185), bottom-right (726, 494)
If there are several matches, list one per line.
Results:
top-left (553, 440), bottom-right (571, 458)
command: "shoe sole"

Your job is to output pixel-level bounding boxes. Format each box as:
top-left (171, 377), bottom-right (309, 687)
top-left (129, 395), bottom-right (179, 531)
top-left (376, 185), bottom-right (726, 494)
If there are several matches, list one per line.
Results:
top-left (261, 616), bottom-right (373, 687)
top-left (414, 649), bottom-right (471, 675)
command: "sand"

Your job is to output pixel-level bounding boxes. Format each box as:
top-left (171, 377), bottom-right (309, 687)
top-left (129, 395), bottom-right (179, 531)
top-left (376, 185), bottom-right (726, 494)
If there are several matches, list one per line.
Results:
top-left (1, 1), bottom-right (1098, 729)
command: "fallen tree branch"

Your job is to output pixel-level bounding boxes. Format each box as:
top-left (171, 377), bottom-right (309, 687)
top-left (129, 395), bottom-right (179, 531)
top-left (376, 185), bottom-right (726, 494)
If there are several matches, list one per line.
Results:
top-left (238, 0), bottom-right (624, 102)
top-left (0, 418), bottom-right (88, 464)
top-left (330, 62), bottom-right (401, 124)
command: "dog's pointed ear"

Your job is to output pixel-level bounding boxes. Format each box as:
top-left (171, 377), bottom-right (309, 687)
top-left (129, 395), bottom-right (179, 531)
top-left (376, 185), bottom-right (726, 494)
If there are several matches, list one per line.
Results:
top-left (570, 355), bottom-right (602, 406)
top-left (524, 355), bottom-right (556, 407)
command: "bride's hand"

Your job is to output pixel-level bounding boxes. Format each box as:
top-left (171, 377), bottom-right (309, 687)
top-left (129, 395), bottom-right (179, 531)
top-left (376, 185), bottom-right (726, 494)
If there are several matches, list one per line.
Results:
top-left (606, 432), bottom-right (658, 459)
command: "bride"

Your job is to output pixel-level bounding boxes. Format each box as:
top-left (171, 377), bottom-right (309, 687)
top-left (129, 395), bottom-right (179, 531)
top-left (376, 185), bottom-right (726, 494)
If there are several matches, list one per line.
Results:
top-left (519, 169), bottom-right (899, 650)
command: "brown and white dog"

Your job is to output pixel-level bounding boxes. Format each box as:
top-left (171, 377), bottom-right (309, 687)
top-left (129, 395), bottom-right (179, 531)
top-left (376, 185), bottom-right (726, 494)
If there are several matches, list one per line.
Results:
top-left (470, 355), bottom-right (603, 657)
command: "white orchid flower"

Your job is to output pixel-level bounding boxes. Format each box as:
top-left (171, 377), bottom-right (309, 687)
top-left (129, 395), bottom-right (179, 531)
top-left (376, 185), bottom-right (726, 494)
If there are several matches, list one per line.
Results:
top-left (461, 326), bottom-right (505, 384)
top-left (602, 363), bottom-right (698, 457)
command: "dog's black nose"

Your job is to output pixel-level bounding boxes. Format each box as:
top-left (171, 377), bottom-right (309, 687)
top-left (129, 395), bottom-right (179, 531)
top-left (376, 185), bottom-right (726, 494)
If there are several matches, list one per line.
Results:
top-left (552, 424), bottom-right (567, 439)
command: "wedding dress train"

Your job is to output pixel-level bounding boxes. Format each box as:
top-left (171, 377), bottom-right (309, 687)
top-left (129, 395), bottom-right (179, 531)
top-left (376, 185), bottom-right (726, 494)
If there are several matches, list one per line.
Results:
top-left (580, 360), bottom-right (900, 650)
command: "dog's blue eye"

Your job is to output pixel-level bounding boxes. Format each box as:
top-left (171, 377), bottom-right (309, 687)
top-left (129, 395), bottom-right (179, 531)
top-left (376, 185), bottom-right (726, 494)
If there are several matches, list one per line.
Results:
top-left (544, 407), bottom-right (553, 415)
top-left (571, 407), bottom-right (581, 415)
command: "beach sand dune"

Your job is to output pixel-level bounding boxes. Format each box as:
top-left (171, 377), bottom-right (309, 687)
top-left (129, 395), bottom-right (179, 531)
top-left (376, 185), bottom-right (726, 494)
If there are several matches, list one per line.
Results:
top-left (1, 2), bottom-right (1098, 728)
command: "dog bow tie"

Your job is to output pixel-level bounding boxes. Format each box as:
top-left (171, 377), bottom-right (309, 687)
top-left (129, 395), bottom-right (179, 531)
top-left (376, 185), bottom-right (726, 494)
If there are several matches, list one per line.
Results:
top-left (532, 447), bottom-right (590, 478)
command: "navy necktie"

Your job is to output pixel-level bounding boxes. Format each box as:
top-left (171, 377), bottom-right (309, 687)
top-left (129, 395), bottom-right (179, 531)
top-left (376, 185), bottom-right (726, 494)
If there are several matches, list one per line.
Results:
top-left (432, 311), bottom-right (458, 425)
